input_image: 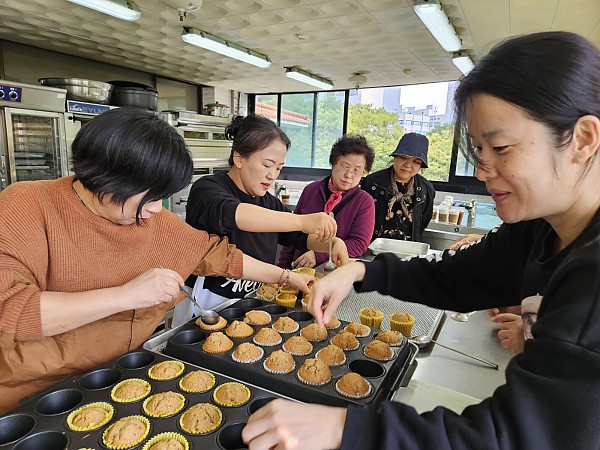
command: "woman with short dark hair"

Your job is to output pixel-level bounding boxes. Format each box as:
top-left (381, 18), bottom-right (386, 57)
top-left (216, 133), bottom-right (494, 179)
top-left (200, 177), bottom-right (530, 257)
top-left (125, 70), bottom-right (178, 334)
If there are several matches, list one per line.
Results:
top-left (0, 108), bottom-right (314, 414)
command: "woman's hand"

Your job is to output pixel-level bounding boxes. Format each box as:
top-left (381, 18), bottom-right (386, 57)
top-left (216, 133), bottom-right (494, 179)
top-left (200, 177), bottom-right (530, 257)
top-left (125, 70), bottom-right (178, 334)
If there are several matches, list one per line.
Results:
top-left (293, 251), bottom-right (316, 268)
top-left (242, 399), bottom-right (347, 450)
top-left (119, 267), bottom-right (184, 309)
top-left (331, 237), bottom-right (350, 267)
top-left (448, 233), bottom-right (484, 251)
top-left (300, 212), bottom-right (337, 242)
top-left (491, 312), bottom-right (525, 353)
top-left (285, 271), bottom-right (315, 295)
top-left (309, 262), bottom-right (366, 327)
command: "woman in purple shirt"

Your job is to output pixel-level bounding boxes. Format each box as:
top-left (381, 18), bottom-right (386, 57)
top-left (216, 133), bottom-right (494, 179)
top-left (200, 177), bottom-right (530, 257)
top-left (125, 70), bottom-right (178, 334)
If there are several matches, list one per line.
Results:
top-left (278, 135), bottom-right (375, 268)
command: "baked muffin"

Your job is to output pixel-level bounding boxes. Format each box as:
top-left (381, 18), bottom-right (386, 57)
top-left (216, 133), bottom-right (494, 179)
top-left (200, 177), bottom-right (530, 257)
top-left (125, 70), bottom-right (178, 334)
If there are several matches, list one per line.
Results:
top-left (363, 340), bottom-right (394, 361)
top-left (315, 344), bottom-right (346, 367)
top-left (179, 403), bottom-right (222, 435)
top-left (143, 391), bottom-right (185, 418)
top-left (225, 320), bottom-right (254, 338)
top-left (256, 285), bottom-right (278, 302)
top-left (142, 432), bottom-right (189, 450)
top-left (375, 330), bottom-right (403, 346)
top-left (300, 323), bottom-right (328, 342)
top-left (243, 310), bottom-right (272, 326)
top-left (195, 315), bottom-right (227, 331)
top-left (179, 370), bottom-right (216, 393)
top-left (253, 327), bottom-right (282, 346)
top-left (359, 307), bottom-right (384, 328)
top-left (292, 267), bottom-right (316, 276)
top-left (282, 335), bottom-right (313, 356)
top-left (297, 358), bottom-right (331, 386)
top-left (102, 415), bottom-right (150, 449)
top-left (390, 311), bottom-right (415, 337)
top-left (148, 360), bottom-right (185, 381)
top-left (67, 402), bottom-right (113, 431)
top-left (335, 373), bottom-right (372, 399)
top-left (263, 349), bottom-right (295, 374)
top-left (202, 332), bottom-right (234, 354)
top-left (231, 342), bottom-right (264, 363)
top-left (111, 378), bottom-right (151, 403)
top-left (325, 314), bottom-right (341, 330)
top-left (275, 292), bottom-right (297, 308)
top-left (331, 330), bottom-right (360, 351)
top-left (344, 322), bottom-right (370, 337)
top-left (272, 316), bottom-right (299, 333)
top-left (212, 382), bottom-right (251, 407)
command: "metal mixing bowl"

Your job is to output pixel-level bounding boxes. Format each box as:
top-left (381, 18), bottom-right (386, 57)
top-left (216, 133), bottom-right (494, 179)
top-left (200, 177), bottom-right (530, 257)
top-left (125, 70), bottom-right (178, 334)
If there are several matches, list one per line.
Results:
top-left (38, 78), bottom-right (114, 104)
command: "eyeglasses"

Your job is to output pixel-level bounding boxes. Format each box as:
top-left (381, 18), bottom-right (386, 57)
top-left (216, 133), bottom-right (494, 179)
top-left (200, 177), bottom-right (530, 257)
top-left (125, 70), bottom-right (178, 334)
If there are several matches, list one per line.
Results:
top-left (335, 162), bottom-right (364, 177)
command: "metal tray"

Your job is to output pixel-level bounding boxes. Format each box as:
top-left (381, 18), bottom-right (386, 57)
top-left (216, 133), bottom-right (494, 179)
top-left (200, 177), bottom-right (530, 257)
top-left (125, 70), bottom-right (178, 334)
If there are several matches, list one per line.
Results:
top-left (163, 299), bottom-right (418, 409)
top-left (368, 238), bottom-right (430, 258)
top-left (0, 350), bottom-right (293, 450)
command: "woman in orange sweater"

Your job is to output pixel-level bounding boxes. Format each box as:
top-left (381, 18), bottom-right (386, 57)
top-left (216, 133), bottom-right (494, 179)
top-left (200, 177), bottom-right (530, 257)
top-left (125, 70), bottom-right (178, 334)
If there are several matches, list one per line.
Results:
top-left (0, 108), bottom-right (312, 413)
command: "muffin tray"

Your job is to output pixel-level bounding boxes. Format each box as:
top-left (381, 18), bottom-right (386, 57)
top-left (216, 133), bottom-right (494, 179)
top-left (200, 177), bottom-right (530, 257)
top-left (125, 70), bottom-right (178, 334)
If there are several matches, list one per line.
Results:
top-left (0, 350), bottom-right (291, 450)
top-left (163, 298), bottom-right (418, 408)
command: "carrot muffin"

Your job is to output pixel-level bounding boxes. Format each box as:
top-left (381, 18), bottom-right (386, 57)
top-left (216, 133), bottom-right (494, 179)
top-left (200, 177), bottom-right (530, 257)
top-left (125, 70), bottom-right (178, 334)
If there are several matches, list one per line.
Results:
top-left (253, 327), bottom-right (282, 346)
top-left (179, 370), bottom-right (216, 393)
top-left (67, 402), bottom-right (113, 431)
top-left (331, 330), bottom-right (360, 351)
top-left (243, 310), bottom-right (272, 326)
top-left (231, 342), bottom-right (264, 363)
top-left (202, 332), bottom-right (234, 354)
top-left (315, 344), bottom-right (346, 367)
top-left (148, 360), bottom-right (185, 381)
top-left (282, 335), bottom-right (313, 356)
top-left (179, 403), bottom-right (222, 435)
top-left (256, 285), bottom-right (278, 302)
top-left (102, 415), bottom-right (150, 449)
top-left (375, 330), bottom-right (403, 346)
top-left (359, 307), bottom-right (384, 328)
top-left (263, 349), bottom-right (295, 374)
top-left (212, 382), bottom-right (251, 407)
top-left (335, 373), bottom-right (372, 399)
top-left (111, 378), bottom-right (151, 403)
top-left (272, 316), bottom-right (299, 333)
top-left (275, 292), bottom-right (297, 308)
top-left (225, 320), bottom-right (254, 338)
top-left (300, 323), bottom-right (328, 342)
top-left (325, 314), bottom-right (341, 330)
top-left (344, 322), bottom-right (370, 337)
top-left (142, 432), bottom-right (189, 450)
top-left (297, 358), bottom-right (331, 386)
top-left (363, 340), bottom-right (394, 361)
top-left (195, 315), bottom-right (227, 331)
top-left (143, 391), bottom-right (185, 418)
top-left (390, 311), bottom-right (415, 337)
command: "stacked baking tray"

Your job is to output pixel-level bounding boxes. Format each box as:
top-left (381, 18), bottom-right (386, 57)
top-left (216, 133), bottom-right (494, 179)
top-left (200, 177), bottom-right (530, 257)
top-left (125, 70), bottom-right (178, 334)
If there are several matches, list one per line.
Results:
top-left (163, 298), bottom-right (418, 408)
top-left (0, 350), bottom-right (289, 450)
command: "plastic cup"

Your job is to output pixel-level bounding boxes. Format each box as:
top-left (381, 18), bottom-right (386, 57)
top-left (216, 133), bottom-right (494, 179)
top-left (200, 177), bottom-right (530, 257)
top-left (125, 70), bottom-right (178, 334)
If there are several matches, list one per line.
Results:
top-left (431, 207), bottom-right (439, 222)
top-left (438, 206), bottom-right (449, 223)
top-left (281, 194), bottom-right (290, 204)
top-left (449, 208), bottom-right (460, 225)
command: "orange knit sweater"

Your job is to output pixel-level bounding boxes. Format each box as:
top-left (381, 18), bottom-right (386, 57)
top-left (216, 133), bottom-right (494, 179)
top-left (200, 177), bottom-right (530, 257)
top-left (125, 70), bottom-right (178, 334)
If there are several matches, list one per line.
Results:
top-left (0, 176), bottom-right (243, 412)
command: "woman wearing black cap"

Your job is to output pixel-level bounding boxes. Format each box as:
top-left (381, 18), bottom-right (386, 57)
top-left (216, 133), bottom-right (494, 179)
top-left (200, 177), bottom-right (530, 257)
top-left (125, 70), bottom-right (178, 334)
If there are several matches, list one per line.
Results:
top-left (361, 132), bottom-right (435, 242)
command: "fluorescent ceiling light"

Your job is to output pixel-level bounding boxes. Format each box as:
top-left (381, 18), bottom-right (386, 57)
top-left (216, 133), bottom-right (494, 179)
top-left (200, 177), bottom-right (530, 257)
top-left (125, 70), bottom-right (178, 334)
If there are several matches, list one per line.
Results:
top-left (452, 52), bottom-right (474, 75)
top-left (413, 0), bottom-right (461, 52)
top-left (182, 27), bottom-right (271, 68)
top-left (285, 68), bottom-right (333, 90)
top-left (68, 0), bottom-right (141, 21)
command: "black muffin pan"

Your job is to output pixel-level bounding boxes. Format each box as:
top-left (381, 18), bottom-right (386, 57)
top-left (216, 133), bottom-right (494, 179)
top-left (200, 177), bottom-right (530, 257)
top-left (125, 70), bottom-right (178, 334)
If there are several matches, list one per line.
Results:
top-left (164, 298), bottom-right (418, 408)
top-left (0, 350), bottom-right (288, 450)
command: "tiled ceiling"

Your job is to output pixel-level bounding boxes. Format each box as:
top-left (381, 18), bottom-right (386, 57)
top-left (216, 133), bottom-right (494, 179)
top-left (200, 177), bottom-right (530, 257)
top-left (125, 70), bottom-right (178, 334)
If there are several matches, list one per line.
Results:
top-left (1, 0), bottom-right (600, 93)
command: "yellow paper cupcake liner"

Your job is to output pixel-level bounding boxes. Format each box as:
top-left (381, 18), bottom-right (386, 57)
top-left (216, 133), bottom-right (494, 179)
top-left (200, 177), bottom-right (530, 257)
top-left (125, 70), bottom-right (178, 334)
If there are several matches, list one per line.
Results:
top-left (390, 314), bottom-right (415, 337)
top-left (212, 382), bottom-right (252, 407)
top-left (142, 391), bottom-right (186, 418)
top-left (275, 296), bottom-right (297, 308)
top-left (111, 378), bottom-right (152, 403)
top-left (178, 370), bottom-right (216, 393)
top-left (147, 361), bottom-right (185, 381)
top-left (142, 432), bottom-right (189, 450)
top-left (179, 404), bottom-right (223, 434)
top-left (292, 267), bottom-right (316, 276)
top-left (359, 309), bottom-right (384, 329)
top-left (66, 402), bottom-right (114, 432)
top-left (279, 288), bottom-right (300, 296)
top-left (102, 415), bottom-right (150, 450)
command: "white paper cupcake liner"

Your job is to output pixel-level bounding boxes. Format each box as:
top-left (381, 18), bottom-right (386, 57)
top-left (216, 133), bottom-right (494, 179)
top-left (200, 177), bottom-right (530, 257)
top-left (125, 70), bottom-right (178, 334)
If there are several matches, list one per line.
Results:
top-left (282, 342), bottom-right (313, 356)
top-left (231, 346), bottom-right (264, 364)
top-left (375, 331), bottom-right (406, 347)
top-left (334, 377), bottom-right (373, 399)
top-left (262, 359), bottom-right (296, 374)
top-left (329, 338), bottom-right (359, 352)
top-left (252, 336), bottom-right (283, 347)
top-left (315, 348), bottom-right (347, 367)
top-left (244, 310), bottom-right (272, 325)
top-left (296, 371), bottom-right (331, 387)
top-left (344, 324), bottom-right (371, 338)
top-left (272, 322), bottom-right (300, 334)
top-left (362, 346), bottom-right (395, 362)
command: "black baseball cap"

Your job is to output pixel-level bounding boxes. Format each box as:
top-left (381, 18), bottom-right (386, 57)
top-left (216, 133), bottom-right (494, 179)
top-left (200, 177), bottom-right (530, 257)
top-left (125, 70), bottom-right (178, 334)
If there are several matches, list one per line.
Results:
top-left (389, 133), bottom-right (429, 168)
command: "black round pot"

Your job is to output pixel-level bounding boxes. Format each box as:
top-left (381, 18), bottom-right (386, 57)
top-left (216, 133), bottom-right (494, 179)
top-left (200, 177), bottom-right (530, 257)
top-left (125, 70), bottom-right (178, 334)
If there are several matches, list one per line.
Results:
top-left (107, 80), bottom-right (158, 110)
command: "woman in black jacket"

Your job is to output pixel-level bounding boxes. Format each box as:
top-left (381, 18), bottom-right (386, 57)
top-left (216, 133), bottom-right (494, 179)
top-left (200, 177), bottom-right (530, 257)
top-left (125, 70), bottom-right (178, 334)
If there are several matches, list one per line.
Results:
top-left (361, 132), bottom-right (435, 242)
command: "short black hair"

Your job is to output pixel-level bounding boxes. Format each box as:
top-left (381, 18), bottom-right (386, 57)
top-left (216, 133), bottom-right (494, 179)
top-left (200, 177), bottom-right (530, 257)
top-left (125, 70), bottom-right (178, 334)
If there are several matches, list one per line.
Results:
top-left (329, 135), bottom-right (375, 172)
top-left (71, 108), bottom-right (193, 221)
top-left (225, 114), bottom-right (291, 165)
